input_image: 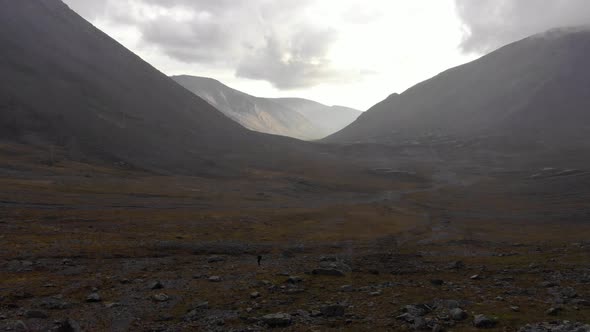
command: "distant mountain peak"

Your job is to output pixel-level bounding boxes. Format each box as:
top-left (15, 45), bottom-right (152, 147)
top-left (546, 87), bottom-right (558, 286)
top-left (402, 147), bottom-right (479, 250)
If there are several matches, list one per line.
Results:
top-left (173, 75), bottom-right (361, 140)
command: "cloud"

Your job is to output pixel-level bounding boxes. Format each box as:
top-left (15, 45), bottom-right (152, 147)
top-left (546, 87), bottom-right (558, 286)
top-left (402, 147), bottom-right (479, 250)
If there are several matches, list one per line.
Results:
top-left (63, 0), bottom-right (108, 19)
top-left (455, 0), bottom-right (590, 53)
top-left (63, 0), bottom-right (353, 89)
top-left (236, 26), bottom-right (347, 89)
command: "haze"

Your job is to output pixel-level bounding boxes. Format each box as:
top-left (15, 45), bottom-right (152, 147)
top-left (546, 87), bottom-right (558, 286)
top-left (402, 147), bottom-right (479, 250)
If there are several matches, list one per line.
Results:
top-left (3, 1), bottom-right (590, 331)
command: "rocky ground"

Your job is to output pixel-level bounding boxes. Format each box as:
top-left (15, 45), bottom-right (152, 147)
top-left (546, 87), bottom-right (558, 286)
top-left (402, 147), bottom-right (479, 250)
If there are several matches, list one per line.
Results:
top-left (1, 143), bottom-right (590, 331)
top-left (2, 238), bottom-right (590, 331)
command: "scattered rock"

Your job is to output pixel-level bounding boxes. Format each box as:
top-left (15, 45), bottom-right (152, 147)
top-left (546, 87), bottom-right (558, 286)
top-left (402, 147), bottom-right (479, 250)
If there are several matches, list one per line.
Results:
top-left (434, 299), bottom-right (462, 309)
top-left (152, 293), bottom-right (170, 302)
top-left (207, 255), bottom-right (226, 263)
top-left (432, 323), bottom-right (443, 332)
top-left (321, 304), bottom-right (346, 317)
top-left (250, 292), bottom-right (260, 299)
top-left (473, 314), bottom-right (497, 328)
top-left (86, 293), bottom-right (101, 303)
top-left (191, 301), bottom-right (209, 310)
top-left (286, 287), bottom-right (305, 294)
top-left (156, 314), bottom-right (174, 322)
top-left (14, 320), bottom-right (29, 332)
top-left (287, 276), bottom-right (303, 284)
top-left (149, 280), bottom-right (164, 290)
top-left (310, 310), bottom-right (322, 317)
top-left (448, 261), bottom-right (465, 269)
top-left (261, 313), bottom-right (292, 327)
top-left (184, 309), bottom-right (203, 322)
top-left (340, 285), bottom-right (354, 292)
top-left (519, 321), bottom-right (590, 332)
top-left (510, 306), bottom-right (520, 312)
top-left (312, 268), bottom-right (346, 276)
top-left (539, 281), bottom-right (558, 288)
top-left (396, 313), bottom-right (415, 323)
top-left (430, 279), bottom-right (444, 286)
top-left (21, 260), bottom-right (34, 267)
top-left (319, 255), bottom-right (338, 262)
top-left (403, 304), bottom-right (429, 317)
top-left (11, 290), bottom-right (33, 300)
top-left (546, 307), bottom-right (562, 316)
top-left (571, 299), bottom-right (590, 306)
top-left (312, 260), bottom-right (351, 276)
top-left (52, 319), bottom-right (81, 332)
top-left (25, 310), bottom-right (48, 319)
top-left (449, 308), bottom-right (467, 321)
top-left (39, 297), bottom-right (72, 310)
top-left (208, 276), bottom-right (222, 282)
top-left (556, 287), bottom-right (577, 299)
top-left (413, 317), bottom-right (428, 330)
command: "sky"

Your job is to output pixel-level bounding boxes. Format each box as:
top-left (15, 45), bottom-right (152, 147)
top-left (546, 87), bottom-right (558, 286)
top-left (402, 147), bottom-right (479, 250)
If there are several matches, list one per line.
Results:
top-left (62, 0), bottom-right (590, 111)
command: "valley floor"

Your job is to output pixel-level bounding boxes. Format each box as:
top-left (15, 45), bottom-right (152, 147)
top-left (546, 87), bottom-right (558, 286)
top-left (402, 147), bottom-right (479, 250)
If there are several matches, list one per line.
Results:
top-left (1, 143), bottom-right (590, 331)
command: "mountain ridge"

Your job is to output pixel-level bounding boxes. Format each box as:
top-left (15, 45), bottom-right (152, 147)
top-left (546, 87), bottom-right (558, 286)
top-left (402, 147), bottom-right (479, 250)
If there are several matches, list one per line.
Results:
top-left (0, 0), bottom-right (306, 175)
top-left (325, 27), bottom-right (590, 149)
top-left (173, 75), bottom-right (361, 140)
top-left (171, 75), bottom-right (323, 140)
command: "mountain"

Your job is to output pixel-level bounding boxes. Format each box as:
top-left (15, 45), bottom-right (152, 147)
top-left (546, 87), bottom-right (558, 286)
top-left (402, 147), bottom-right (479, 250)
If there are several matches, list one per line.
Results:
top-left (271, 98), bottom-right (361, 138)
top-left (0, 0), bottom-right (304, 174)
top-left (172, 76), bottom-right (362, 140)
top-left (172, 75), bottom-right (321, 140)
top-left (325, 27), bottom-right (590, 150)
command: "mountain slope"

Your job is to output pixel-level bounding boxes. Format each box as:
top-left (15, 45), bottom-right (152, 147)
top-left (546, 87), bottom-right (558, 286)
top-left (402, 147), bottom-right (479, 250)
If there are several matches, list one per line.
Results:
top-left (0, 0), bottom-right (303, 174)
top-left (172, 75), bottom-right (321, 140)
top-left (272, 98), bottom-right (361, 138)
top-left (325, 27), bottom-right (590, 148)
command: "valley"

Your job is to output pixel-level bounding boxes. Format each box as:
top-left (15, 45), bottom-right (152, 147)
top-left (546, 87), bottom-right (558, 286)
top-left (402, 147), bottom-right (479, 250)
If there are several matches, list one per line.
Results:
top-left (2, 1), bottom-right (590, 331)
top-left (2, 141), bottom-right (590, 331)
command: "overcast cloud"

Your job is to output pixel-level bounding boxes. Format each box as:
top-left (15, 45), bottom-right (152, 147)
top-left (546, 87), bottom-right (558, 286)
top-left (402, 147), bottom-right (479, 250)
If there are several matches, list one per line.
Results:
top-left (456, 0), bottom-right (590, 53)
top-left (60, 1), bottom-right (588, 109)
top-left (64, 0), bottom-right (349, 89)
